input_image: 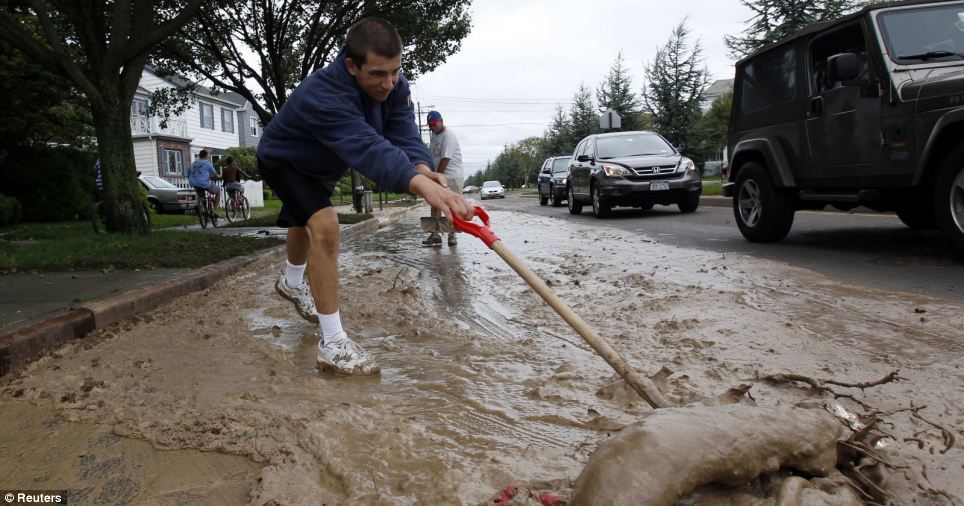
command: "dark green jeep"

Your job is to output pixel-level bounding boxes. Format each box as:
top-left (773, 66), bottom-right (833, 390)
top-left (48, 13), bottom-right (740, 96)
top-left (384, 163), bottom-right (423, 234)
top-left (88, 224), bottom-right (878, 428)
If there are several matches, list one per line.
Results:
top-left (723, 0), bottom-right (964, 256)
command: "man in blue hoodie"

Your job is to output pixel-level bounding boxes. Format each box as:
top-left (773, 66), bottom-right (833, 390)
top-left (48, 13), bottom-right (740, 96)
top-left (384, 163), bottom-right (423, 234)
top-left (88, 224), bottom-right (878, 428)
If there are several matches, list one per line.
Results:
top-left (188, 149), bottom-right (221, 213)
top-left (257, 17), bottom-right (473, 376)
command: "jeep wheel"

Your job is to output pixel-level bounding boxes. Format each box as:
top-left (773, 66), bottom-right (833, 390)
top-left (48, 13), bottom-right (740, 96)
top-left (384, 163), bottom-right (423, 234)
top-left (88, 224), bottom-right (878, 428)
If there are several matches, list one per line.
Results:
top-left (733, 162), bottom-right (794, 242)
top-left (568, 185), bottom-right (582, 215)
top-left (677, 192), bottom-right (700, 213)
top-left (896, 199), bottom-right (936, 230)
top-left (592, 183), bottom-right (611, 218)
top-left (934, 144), bottom-right (964, 256)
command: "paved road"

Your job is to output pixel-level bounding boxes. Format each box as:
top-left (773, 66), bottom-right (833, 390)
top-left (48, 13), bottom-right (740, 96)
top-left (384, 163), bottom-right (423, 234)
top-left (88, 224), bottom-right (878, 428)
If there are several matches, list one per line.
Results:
top-left (479, 192), bottom-right (963, 300)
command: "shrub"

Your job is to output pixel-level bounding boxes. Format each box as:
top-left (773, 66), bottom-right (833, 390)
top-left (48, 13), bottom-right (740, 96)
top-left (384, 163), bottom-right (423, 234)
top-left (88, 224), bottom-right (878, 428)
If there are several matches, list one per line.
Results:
top-left (0, 193), bottom-right (22, 226)
top-left (0, 145), bottom-right (97, 222)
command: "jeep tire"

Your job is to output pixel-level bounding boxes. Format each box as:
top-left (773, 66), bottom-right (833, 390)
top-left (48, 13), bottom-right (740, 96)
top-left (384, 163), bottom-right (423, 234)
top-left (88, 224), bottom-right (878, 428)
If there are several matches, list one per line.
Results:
top-left (896, 196), bottom-right (937, 230)
top-left (591, 183), bottom-right (611, 218)
top-left (568, 185), bottom-right (582, 215)
top-left (934, 143), bottom-right (964, 256)
top-left (733, 162), bottom-right (795, 242)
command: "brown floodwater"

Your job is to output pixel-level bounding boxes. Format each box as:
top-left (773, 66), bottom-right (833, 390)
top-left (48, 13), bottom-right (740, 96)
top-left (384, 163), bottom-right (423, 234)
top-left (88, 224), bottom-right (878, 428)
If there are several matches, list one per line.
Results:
top-left (1, 209), bottom-right (961, 504)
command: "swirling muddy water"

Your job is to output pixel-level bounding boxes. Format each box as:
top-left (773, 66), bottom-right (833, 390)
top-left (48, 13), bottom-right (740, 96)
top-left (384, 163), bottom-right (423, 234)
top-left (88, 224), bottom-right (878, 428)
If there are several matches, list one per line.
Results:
top-left (1, 209), bottom-right (961, 504)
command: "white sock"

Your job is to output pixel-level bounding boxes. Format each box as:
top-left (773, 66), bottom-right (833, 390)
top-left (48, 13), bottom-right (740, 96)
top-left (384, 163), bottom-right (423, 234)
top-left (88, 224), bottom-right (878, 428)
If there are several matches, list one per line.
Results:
top-left (284, 260), bottom-right (306, 288)
top-left (319, 311), bottom-right (344, 344)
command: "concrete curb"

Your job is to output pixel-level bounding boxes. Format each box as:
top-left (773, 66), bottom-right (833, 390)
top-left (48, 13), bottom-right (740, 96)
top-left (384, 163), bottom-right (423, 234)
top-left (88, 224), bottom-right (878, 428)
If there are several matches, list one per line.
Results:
top-left (0, 207), bottom-right (419, 377)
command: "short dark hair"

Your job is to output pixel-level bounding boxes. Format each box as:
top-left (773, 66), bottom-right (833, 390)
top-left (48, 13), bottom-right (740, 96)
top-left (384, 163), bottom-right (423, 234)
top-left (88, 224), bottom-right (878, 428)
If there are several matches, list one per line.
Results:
top-left (345, 17), bottom-right (402, 67)
top-left (199, 149), bottom-right (208, 158)
top-left (225, 156), bottom-right (234, 164)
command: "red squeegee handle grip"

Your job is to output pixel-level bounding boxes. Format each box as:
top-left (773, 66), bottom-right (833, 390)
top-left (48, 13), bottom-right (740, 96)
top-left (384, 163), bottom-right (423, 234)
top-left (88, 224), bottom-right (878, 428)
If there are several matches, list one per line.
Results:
top-left (452, 206), bottom-right (500, 248)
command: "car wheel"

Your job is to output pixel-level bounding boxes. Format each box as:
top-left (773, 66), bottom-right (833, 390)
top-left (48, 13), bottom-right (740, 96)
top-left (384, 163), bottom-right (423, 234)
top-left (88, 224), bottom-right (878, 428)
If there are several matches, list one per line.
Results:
top-left (933, 143), bottom-right (964, 256)
top-left (896, 198), bottom-right (937, 230)
top-left (733, 162), bottom-right (794, 242)
top-left (677, 191), bottom-right (700, 213)
top-left (591, 183), bottom-right (611, 218)
top-left (639, 203), bottom-right (654, 210)
top-left (551, 185), bottom-right (562, 207)
top-left (568, 185), bottom-right (582, 215)
top-left (539, 191), bottom-right (548, 206)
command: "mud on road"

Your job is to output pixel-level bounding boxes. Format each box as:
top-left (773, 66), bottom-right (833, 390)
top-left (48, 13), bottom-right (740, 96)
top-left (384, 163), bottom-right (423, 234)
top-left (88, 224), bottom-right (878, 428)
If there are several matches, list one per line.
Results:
top-left (1, 210), bottom-right (961, 504)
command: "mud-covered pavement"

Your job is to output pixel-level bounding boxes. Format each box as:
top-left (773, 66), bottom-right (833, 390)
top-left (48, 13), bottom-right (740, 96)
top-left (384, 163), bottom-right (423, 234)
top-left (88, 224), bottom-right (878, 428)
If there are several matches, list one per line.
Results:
top-left (1, 209), bottom-right (961, 504)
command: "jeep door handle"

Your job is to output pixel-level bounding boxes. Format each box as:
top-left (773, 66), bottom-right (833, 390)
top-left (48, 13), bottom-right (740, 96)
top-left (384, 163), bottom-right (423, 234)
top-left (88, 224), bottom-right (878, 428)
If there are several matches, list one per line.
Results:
top-left (810, 96), bottom-right (824, 115)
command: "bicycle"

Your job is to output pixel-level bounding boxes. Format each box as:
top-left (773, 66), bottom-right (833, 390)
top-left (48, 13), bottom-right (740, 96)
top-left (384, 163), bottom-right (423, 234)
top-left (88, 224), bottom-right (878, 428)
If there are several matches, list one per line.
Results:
top-left (91, 199), bottom-right (152, 234)
top-left (223, 182), bottom-right (250, 223)
top-left (193, 186), bottom-right (219, 229)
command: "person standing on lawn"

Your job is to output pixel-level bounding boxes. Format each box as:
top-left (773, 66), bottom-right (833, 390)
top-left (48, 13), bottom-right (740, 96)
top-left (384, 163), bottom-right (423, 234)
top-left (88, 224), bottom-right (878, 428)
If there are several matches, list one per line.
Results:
top-left (256, 17), bottom-right (473, 375)
top-left (423, 110), bottom-right (464, 246)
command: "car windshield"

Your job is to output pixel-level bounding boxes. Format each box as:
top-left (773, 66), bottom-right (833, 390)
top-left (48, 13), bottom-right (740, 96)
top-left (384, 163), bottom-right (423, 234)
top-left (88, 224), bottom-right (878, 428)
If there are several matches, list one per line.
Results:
top-left (596, 134), bottom-right (673, 159)
top-left (482, 181), bottom-right (501, 188)
top-left (142, 176), bottom-right (177, 189)
top-left (878, 4), bottom-right (964, 63)
top-left (551, 157), bottom-right (571, 174)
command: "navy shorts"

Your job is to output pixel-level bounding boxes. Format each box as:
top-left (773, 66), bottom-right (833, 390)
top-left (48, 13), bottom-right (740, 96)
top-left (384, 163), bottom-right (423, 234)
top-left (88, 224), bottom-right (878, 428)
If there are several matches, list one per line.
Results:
top-left (257, 157), bottom-right (338, 228)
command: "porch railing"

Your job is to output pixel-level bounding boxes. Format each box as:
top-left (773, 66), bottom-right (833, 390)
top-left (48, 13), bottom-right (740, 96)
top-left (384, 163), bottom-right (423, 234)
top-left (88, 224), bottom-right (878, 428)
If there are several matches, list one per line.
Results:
top-left (130, 116), bottom-right (188, 138)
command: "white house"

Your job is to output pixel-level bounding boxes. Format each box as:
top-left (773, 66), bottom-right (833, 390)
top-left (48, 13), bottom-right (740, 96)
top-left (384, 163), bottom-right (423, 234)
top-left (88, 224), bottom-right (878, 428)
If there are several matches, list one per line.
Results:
top-left (129, 67), bottom-right (263, 206)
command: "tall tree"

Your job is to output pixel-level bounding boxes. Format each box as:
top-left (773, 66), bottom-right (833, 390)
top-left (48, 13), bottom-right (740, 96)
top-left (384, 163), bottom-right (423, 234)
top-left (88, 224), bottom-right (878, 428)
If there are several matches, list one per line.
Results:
top-left (0, 1), bottom-right (203, 233)
top-left (691, 91), bottom-right (732, 162)
top-left (596, 50), bottom-right (644, 131)
top-left (153, 0), bottom-right (472, 126)
top-left (642, 19), bottom-right (710, 153)
top-left (542, 105), bottom-right (573, 157)
top-left (568, 82), bottom-right (599, 143)
top-left (725, 0), bottom-right (861, 59)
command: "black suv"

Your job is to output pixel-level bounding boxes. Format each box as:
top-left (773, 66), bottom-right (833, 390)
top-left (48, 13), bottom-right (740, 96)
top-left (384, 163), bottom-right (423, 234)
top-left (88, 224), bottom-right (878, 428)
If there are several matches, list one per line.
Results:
top-left (566, 131), bottom-right (702, 218)
top-left (723, 0), bottom-right (964, 255)
top-left (537, 155), bottom-right (572, 206)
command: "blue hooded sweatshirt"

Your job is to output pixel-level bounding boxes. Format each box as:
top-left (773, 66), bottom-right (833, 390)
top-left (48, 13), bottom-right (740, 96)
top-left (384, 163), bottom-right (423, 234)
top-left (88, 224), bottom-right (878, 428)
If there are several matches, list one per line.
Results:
top-left (257, 51), bottom-right (432, 194)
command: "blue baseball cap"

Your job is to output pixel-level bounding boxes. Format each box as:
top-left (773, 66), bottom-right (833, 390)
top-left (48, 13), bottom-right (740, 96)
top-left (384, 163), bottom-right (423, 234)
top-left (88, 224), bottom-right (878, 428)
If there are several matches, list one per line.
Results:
top-left (427, 110), bottom-right (442, 125)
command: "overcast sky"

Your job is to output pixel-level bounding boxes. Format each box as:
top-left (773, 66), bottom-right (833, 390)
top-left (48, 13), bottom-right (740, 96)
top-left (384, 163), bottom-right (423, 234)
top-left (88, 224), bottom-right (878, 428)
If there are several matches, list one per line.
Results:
top-left (409, 0), bottom-right (754, 177)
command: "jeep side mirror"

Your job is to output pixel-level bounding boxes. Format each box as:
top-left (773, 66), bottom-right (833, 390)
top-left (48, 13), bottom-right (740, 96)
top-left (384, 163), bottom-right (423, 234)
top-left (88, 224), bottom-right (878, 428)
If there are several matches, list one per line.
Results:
top-left (577, 154), bottom-right (591, 163)
top-left (827, 52), bottom-right (859, 83)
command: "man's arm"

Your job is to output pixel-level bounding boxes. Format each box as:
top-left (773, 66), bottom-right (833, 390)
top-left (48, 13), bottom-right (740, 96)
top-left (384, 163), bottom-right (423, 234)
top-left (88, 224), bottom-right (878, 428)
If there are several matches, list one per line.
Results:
top-left (436, 158), bottom-right (450, 175)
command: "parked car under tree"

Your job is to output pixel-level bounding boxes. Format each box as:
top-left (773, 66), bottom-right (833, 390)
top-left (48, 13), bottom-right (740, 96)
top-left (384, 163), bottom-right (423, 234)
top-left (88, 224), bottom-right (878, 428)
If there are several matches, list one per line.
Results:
top-left (139, 175), bottom-right (197, 214)
top-left (566, 131), bottom-right (702, 218)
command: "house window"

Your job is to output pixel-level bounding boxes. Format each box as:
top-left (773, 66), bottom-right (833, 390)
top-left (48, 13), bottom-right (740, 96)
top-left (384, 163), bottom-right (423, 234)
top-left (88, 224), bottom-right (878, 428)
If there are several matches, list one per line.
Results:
top-left (249, 115), bottom-right (259, 136)
top-left (221, 108), bottom-right (234, 133)
top-left (200, 102), bottom-right (214, 129)
top-left (162, 148), bottom-right (184, 175)
top-left (131, 98), bottom-right (149, 134)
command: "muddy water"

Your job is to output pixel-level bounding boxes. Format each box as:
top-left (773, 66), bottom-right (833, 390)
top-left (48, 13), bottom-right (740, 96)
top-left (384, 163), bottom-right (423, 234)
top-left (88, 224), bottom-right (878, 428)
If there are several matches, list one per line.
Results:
top-left (1, 209), bottom-right (962, 504)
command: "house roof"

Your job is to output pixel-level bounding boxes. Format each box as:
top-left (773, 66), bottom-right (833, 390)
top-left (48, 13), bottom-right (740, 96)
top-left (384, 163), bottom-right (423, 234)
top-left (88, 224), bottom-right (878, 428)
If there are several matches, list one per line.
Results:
top-left (143, 66), bottom-right (244, 108)
top-left (704, 79), bottom-right (734, 97)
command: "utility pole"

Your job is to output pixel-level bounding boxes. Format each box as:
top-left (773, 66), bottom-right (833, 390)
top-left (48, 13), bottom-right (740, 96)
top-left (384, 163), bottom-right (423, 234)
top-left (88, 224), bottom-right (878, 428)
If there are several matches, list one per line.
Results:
top-left (416, 101), bottom-right (435, 145)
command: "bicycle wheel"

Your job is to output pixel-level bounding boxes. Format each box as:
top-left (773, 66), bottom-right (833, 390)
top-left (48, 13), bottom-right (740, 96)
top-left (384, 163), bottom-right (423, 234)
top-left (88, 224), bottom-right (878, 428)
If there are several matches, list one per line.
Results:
top-left (209, 200), bottom-right (219, 227)
top-left (240, 197), bottom-right (250, 219)
top-left (197, 204), bottom-right (208, 229)
top-left (91, 201), bottom-right (107, 234)
top-left (225, 198), bottom-right (237, 222)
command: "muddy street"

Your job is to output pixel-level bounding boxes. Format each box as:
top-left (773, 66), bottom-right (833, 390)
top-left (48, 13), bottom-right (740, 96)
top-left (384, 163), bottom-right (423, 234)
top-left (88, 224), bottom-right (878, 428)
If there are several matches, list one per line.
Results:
top-left (1, 208), bottom-right (961, 504)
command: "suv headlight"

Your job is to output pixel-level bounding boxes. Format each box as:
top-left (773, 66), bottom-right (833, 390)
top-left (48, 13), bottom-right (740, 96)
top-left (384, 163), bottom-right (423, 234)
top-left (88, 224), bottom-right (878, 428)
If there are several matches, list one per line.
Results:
top-left (677, 157), bottom-right (697, 174)
top-left (602, 164), bottom-right (632, 177)
top-left (553, 177), bottom-right (567, 184)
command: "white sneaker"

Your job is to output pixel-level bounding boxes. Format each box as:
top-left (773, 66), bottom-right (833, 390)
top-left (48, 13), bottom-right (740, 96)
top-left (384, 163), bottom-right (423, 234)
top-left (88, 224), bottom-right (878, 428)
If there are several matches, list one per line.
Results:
top-left (275, 273), bottom-right (319, 323)
top-left (317, 332), bottom-right (380, 375)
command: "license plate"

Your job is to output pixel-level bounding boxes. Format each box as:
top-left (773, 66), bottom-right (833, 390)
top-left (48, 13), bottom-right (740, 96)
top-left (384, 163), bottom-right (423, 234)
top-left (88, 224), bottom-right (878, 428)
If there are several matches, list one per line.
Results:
top-left (650, 181), bottom-right (669, 191)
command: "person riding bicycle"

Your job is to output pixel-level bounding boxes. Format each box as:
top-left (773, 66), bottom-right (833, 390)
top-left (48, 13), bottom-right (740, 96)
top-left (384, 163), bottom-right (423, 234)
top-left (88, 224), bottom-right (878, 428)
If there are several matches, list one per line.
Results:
top-left (188, 149), bottom-right (222, 214)
top-left (221, 156), bottom-right (249, 202)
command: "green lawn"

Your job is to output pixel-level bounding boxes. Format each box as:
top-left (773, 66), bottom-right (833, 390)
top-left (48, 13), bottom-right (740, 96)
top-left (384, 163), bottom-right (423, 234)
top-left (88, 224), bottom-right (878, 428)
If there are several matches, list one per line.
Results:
top-left (702, 178), bottom-right (723, 196)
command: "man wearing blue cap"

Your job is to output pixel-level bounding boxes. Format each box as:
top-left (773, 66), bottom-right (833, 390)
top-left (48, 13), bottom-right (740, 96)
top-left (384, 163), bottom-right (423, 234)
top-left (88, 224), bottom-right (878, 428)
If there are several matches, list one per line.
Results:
top-left (423, 110), bottom-right (464, 246)
top-left (256, 17), bottom-right (473, 375)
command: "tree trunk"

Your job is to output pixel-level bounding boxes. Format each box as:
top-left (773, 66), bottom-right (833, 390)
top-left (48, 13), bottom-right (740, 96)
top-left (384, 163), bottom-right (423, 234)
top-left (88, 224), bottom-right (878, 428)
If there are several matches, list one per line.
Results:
top-left (91, 94), bottom-right (150, 234)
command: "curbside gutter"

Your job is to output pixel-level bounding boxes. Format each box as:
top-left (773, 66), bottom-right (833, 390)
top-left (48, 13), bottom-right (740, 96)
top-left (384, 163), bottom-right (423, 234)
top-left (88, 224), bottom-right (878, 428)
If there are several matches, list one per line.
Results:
top-left (0, 205), bottom-right (421, 377)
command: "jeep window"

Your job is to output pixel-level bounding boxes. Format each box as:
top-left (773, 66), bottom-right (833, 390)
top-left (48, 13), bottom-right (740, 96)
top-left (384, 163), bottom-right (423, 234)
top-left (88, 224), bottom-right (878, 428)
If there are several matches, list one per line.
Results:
top-left (809, 23), bottom-right (869, 94)
top-left (596, 134), bottom-right (673, 159)
top-left (551, 157), bottom-right (571, 174)
top-left (740, 45), bottom-right (797, 114)
top-left (878, 4), bottom-right (964, 64)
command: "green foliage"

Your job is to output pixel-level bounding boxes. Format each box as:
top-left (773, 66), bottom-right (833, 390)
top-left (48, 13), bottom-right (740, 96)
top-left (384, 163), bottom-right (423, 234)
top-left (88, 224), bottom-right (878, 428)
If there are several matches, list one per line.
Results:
top-left (0, 145), bottom-right (97, 222)
top-left (691, 92), bottom-right (733, 163)
top-left (154, 0), bottom-right (473, 125)
top-left (725, 0), bottom-right (862, 59)
top-left (217, 146), bottom-right (259, 178)
top-left (642, 19), bottom-right (710, 154)
top-left (0, 194), bottom-right (22, 226)
top-left (596, 51), bottom-right (645, 132)
top-left (466, 137), bottom-right (544, 189)
top-left (569, 83), bottom-right (600, 143)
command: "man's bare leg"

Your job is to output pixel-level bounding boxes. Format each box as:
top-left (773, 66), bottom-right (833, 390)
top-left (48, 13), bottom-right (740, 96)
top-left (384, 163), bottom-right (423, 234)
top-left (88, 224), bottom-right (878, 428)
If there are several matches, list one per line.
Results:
top-left (304, 208), bottom-right (340, 315)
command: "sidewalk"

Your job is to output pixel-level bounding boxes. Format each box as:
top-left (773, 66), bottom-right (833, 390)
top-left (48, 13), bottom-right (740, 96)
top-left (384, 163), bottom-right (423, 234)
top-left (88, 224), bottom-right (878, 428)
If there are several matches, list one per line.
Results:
top-left (0, 203), bottom-right (422, 376)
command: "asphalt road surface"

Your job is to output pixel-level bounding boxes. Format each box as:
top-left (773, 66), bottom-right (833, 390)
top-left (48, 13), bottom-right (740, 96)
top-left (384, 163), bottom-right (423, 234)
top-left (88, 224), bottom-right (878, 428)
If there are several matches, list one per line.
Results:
top-left (480, 192), bottom-right (963, 300)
